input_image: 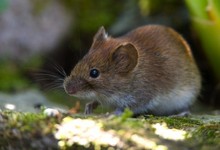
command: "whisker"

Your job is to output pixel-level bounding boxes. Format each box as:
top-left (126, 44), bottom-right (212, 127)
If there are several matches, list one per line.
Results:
top-left (34, 78), bottom-right (64, 82)
top-left (35, 74), bottom-right (64, 81)
top-left (46, 60), bottom-right (67, 77)
top-left (53, 63), bottom-right (67, 77)
top-left (33, 62), bottom-right (67, 91)
top-left (43, 82), bottom-right (64, 91)
top-left (35, 71), bottom-right (64, 79)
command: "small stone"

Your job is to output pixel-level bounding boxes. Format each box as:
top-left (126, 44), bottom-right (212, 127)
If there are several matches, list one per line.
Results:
top-left (44, 108), bottom-right (60, 117)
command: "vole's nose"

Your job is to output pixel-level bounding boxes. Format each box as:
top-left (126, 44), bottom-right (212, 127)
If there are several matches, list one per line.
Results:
top-left (64, 81), bottom-right (78, 95)
top-left (63, 78), bottom-right (78, 95)
top-left (63, 77), bottom-right (85, 95)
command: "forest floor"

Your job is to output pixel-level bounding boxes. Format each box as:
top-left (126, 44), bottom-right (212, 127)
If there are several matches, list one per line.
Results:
top-left (0, 109), bottom-right (219, 150)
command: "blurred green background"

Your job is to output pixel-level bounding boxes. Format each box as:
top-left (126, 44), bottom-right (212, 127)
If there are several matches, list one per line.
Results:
top-left (0, 0), bottom-right (220, 112)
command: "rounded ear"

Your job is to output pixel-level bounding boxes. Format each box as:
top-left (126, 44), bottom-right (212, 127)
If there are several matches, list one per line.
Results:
top-left (111, 43), bottom-right (138, 74)
top-left (93, 26), bottom-right (108, 41)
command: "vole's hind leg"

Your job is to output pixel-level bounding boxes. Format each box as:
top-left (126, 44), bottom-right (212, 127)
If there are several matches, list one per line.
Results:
top-left (113, 108), bottom-right (124, 116)
top-left (170, 110), bottom-right (191, 117)
top-left (84, 101), bottom-right (99, 114)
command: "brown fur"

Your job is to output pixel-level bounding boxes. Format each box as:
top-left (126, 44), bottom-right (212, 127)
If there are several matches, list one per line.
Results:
top-left (64, 25), bottom-right (201, 116)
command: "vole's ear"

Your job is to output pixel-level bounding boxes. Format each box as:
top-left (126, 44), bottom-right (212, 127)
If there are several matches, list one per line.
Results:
top-left (111, 43), bottom-right (138, 74)
top-left (93, 26), bottom-right (108, 41)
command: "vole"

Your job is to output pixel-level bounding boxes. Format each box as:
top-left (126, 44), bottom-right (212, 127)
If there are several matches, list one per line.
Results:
top-left (63, 25), bottom-right (201, 116)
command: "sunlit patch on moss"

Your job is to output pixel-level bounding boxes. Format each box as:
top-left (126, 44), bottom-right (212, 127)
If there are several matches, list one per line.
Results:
top-left (54, 117), bottom-right (121, 149)
top-left (152, 123), bottom-right (188, 141)
top-left (131, 134), bottom-right (168, 150)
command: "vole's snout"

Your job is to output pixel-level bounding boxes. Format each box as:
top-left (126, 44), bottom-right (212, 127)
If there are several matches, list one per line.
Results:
top-left (63, 77), bottom-right (85, 96)
top-left (63, 77), bottom-right (77, 95)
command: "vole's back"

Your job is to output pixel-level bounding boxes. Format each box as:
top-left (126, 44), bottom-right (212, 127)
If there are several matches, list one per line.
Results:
top-left (119, 25), bottom-right (201, 115)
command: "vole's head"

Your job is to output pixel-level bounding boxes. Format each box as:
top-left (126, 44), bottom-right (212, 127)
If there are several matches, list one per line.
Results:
top-left (64, 27), bottom-right (138, 101)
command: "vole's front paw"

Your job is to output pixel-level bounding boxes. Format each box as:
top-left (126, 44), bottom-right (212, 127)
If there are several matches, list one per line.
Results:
top-left (84, 101), bottom-right (99, 114)
top-left (84, 103), bottom-right (93, 114)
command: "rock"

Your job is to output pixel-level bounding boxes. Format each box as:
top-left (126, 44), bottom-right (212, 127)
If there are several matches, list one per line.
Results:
top-left (0, 0), bottom-right (72, 61)
top-left (0, 90), bottom-right (68, 112)
top-left (44, 108), bottom-right (61, 117)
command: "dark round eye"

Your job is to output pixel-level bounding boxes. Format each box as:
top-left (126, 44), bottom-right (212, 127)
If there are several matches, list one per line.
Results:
top-left (90, 69), bottom-right (100, 78)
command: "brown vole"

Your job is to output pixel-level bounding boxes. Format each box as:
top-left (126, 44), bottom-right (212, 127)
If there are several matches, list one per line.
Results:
top-left (63, 25), bottom-right (201, 116)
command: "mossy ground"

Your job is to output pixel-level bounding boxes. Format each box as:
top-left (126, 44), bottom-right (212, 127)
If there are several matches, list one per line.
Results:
top-left (0, 110), bottom-right (219, 150)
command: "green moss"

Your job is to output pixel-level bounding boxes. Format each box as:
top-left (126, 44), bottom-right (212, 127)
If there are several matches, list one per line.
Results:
top-left (143, 115), bottom-right (202, 129)
top-left (0, 111), bottom-right (58, 149)
top-left (0, 110), bottom-right (219, 150)
top-left (189, 123), bottom-right (220, 144)
top-left (1, 111), bottom-right (54, 132)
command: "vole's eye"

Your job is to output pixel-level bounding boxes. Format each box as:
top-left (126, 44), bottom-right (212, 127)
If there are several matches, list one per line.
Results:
top-left (90, 69), bottom-right (100, 78)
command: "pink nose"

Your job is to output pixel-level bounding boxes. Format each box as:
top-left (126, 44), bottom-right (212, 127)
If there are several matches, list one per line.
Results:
top-left (64, 83), bottom-right (78, 95)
